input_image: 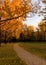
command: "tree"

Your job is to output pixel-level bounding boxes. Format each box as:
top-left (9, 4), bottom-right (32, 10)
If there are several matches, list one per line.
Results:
top-left (20, 24), bottom-right (28, 41)
top-left (38, 20), bottom-right (46, 41)
top-left (0, 0), bottom-right (32, 22)
top-left (0, 0), bottom-right (32, 44)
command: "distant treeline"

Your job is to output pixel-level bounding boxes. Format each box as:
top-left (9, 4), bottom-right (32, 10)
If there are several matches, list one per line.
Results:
top-left (0, 21), bottom-right (46, 43)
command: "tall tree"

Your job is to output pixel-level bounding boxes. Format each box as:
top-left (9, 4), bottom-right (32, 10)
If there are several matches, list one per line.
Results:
top-left (38, 20), bottom-right (46, 41)
top-left (0, 0), bottom-right (32, 43)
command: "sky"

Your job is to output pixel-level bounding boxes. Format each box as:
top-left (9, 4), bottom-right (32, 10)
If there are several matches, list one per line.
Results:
top-left (32, 0), bottom-right (38, 4)
top-left (23, 0), bottom-right (44, 27)
top-left (23, 14), bottom-right (43, 27)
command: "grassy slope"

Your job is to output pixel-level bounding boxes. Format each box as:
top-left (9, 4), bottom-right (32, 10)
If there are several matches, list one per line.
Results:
top-left (19, 42), bottom-right (46, 59)
top-left (0, 43), bottom-right (26, 65)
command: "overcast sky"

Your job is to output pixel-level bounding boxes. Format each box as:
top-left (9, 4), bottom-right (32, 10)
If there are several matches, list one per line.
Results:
top-left (23, 0), bottom-right (44, 27)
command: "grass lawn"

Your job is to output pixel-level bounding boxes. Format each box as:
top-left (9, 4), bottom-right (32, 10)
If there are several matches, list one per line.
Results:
top-left (19, 42), bottom-right (46, 60)
top-left (0, 43), bottom-right (26, 65)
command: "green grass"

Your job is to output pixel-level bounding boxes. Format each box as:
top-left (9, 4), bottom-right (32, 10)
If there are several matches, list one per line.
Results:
top-left (0, 43), bottom-right (26, 65)
top-left (19, 42), bottom-right (46, 60)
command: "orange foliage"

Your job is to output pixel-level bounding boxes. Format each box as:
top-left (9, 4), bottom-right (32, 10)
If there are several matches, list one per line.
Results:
top-left (28, 26), bottom-right (34, 31)
top-left (1, 0), bottom-right (32, 39)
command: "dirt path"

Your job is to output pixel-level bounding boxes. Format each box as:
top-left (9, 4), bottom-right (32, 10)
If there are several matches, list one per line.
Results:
top-left (14, 44), bottom-right (46, 65)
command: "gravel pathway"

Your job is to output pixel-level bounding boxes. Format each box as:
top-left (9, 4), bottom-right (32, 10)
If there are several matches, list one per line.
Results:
top-left (14, 44), bottom-right (46, 65)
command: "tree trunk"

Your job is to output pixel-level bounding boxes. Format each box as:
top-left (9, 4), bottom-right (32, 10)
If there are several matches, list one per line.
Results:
top-left (0, 18), bottom-right (1, 47)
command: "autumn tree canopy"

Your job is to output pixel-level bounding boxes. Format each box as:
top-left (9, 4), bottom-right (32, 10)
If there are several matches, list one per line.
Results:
top-left (0, 0), bottom-right (32, 22)
top-left (0, 0), bottom-right (32, 43)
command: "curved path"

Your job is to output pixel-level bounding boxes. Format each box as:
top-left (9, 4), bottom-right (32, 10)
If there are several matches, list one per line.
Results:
top-left (14, 44), bottom-right (46, 65)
